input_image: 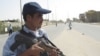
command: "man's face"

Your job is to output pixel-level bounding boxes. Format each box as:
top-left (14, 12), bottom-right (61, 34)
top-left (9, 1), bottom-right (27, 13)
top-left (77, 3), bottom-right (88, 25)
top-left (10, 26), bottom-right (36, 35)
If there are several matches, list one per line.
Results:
top-left (27, 12), bottom-right (43, 29)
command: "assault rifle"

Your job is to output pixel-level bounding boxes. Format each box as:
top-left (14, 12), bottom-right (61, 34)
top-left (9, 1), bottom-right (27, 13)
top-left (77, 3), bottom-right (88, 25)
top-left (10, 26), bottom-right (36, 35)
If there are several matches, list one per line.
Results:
top-left (10, 33), bottom-right (65, 56)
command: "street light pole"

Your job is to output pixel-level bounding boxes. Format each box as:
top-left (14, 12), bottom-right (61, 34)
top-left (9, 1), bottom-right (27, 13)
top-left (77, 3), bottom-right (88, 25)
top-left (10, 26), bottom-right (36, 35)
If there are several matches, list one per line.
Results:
top-left (47, 0), bottom-right (49, 25)
top-left (20, 0), bottom-right (23, 26)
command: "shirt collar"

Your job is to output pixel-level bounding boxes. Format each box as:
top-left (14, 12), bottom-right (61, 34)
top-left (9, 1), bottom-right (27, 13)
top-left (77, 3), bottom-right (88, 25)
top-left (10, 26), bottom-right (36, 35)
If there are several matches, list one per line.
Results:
top-left (23, 25), bottom-right (43, 37)
top-left (23, 26), bottom-right (32, 33)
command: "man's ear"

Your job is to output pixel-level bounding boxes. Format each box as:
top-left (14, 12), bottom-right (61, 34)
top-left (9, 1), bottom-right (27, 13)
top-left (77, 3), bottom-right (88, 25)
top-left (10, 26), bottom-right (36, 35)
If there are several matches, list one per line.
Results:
top-left (26, 15), bottom-right (31, 22)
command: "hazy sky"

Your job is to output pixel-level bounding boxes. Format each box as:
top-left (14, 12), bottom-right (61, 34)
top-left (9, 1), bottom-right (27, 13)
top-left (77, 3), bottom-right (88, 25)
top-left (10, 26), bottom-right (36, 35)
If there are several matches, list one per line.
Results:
top-left (0, 0), bottom-right (100, 21)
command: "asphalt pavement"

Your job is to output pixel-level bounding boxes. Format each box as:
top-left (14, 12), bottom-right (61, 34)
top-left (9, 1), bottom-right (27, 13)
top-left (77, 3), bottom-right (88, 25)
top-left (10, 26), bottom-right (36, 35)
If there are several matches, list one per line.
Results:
top-left (73, 23), bottom-right (100, 41)
top-left (53, 28), bottom-right (100, 56)
top-left (0, 34), bottom-right (8, 56)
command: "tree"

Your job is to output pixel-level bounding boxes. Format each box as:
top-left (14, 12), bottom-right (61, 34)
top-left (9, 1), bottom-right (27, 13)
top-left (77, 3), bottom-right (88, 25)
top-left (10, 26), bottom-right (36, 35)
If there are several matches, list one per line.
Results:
top-left (85, 10), bottom-right (97, 22)
top-left (0, 21), bottom-right (5, 34)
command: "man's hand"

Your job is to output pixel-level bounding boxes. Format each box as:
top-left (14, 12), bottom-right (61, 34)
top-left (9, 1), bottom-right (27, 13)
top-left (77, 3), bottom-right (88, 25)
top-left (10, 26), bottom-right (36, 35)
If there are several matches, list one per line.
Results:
top-left (49, 49), bottom-right (58, 56)
top-left (19, 42), bottom-right (44, 56)
top-left (30, 41), bottom-right (44, 55)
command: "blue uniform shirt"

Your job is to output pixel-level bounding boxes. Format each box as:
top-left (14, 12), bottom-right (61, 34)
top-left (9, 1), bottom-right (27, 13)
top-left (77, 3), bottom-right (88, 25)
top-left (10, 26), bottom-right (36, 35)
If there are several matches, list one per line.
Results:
top-left (3, 26), bottom-right (48, 56)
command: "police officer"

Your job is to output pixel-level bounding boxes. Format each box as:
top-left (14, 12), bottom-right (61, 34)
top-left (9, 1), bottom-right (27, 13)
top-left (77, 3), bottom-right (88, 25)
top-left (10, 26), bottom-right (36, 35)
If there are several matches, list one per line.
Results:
top-left (3, 2), bottom-right (58, 56)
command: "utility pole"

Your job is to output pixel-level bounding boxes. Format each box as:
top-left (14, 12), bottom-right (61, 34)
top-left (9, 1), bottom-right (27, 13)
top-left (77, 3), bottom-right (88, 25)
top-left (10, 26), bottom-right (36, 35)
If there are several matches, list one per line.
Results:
top-left (20, 0), bottom-right (23, 26)
top-left (46, 0), bottom-right (49, 25)
top-left (54, 0), bottom-right (57, 27)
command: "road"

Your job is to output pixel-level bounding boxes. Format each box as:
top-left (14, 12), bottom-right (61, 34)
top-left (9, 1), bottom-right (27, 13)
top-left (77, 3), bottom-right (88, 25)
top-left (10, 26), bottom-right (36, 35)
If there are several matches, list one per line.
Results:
top-left (72, 22), bottom-right (100, 41)
top-left (0, 34), bottom-right (8, 56)
top-left (0, 23), bottom-right (100, 56)
top-left (42, 24), bottom-right (66, 40)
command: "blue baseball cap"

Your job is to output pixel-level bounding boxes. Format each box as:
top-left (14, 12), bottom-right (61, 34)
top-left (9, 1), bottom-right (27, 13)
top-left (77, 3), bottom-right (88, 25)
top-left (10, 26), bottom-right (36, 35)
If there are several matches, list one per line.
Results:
top-left (22, 2), bottom-right (51, 15)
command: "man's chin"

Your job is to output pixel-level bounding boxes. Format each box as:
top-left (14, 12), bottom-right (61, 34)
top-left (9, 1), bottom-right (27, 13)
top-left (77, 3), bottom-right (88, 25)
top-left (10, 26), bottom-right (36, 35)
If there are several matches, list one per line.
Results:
top-left (37, 26), bottom-right (41, 29)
